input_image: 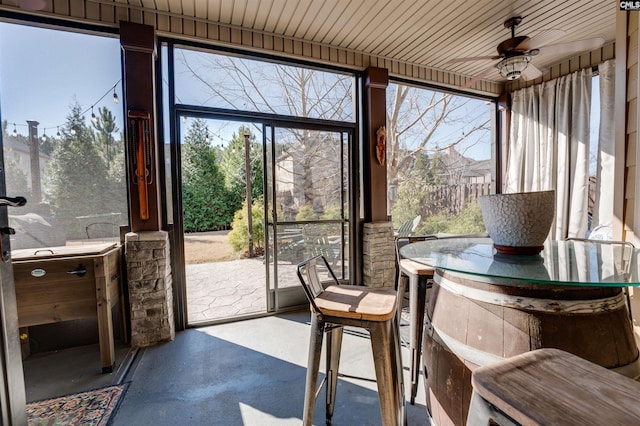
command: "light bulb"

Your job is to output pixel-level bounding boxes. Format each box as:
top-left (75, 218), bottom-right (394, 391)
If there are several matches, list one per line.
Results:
top-left (41, 133), bottom-right (47, 142)
top-left (113, 90), bottom-right (119, 104)
top-left (182, 116), bottom-right (187, 124)
top-left (56, 127), bottom-right (61, 140)
top-left (12, 124), bottom-right (17, 138)
top-left (91, 107), bottom-right (98, 124)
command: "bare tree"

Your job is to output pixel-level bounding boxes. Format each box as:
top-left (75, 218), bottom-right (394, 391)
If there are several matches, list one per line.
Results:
top-left (175, 50), bottom-right (491, 223)
top-left (176, 50), bottom-right (351, 217)
top-left (386, 83), bottom-right (491, 191)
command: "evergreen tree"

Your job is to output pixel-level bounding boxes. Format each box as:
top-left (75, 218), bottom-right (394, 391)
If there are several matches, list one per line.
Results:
top-left (45, 102), bottom-right (109, 234)
top-left (92, 106), bottom-right (119, 163)
top-left (93, 107), bottom-right (126, 219)
top-left (1, 121), bottom-right (31, 201)
top-left (181, 118), bottom-right (232, 231)
top-left (391, 151), bottom-right (447, 227)
top-left (219, 125), bottom-right (263, 205)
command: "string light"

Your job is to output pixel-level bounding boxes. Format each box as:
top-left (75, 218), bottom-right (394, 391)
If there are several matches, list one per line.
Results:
top-left (8, 79), bottom-right (125, 142)
top-left (205, 130), bottom-right (210, 143)
top-left (182, 116), bottom-right (187, 124)
top-left (112, 85), bottom-right (119, 104)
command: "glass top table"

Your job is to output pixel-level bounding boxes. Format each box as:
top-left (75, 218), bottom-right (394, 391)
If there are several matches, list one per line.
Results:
top-left (399, 238), bottom-right (640, 287)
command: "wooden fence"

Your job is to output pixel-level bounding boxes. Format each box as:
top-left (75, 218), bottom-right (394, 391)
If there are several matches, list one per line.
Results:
top-left (424, 182), bottom-right (491, 216)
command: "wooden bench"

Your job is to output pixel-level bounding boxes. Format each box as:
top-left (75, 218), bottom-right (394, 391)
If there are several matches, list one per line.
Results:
top-left (467, 348), bottom-right (640, 426)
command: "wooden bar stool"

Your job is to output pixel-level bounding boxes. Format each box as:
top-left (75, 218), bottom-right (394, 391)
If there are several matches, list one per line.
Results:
top-left (395, 236), bottom-right (435, 404)
top-left (395, 233), bottom-right (489, 405)
top-left (297, 255), bottom-right (405, 426)
top-left (467, 348), bottom-right (640, 426)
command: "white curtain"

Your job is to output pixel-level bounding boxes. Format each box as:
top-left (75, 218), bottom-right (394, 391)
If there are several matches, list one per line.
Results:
top-left (505, 67), bottom-right (593, 240)
top-left (592, 59), bottom-right (616, 228)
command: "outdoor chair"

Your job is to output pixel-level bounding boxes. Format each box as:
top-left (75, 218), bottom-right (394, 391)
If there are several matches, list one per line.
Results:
top-left (85, 222), bottom-right (120, 239)
top-left (395, 215), bottom-right (421, 238)
top-left (296, 255), bottom-right (405, 425)
top-left (301, 225), bottom-right (342, 268)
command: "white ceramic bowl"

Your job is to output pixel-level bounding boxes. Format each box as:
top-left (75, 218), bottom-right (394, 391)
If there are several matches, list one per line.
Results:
top-left (478, 190), bottom-right (555, 255)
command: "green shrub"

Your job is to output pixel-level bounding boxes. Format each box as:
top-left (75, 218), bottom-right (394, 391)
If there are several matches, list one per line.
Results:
top-left (295, 204), bottom-right (317, 221)
top-left (228, 199), bottom-right (265, 255)
top-left (417, 201), bottom-right (486, 235)
top-left (321, 204), bottom-right (342, 220)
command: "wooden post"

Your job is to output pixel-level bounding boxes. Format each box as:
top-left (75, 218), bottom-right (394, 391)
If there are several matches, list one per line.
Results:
top-left (363, 67), bottom-right (389, 223)
top-left (120, 22), bottom-right (161, 232)
top-left (244, 133), bottom-right (253, 257)
top-left (26, 120), bottom-right (41, 204)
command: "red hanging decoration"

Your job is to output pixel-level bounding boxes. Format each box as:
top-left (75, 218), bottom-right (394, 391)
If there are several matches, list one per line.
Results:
top-left (376, 126), bottom-right (386, 166)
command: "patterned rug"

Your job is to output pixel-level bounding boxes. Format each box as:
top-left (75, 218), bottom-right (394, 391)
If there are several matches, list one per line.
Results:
top-left (26, 383), bottom-right (128, 426)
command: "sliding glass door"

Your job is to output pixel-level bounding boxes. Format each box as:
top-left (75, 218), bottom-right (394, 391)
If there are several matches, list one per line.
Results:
top-left (264, 125), bottom-right (350, 311)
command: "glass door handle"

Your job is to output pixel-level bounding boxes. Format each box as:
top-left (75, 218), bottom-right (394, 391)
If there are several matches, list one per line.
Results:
top-left (0, 227), bottom-right (15, 236)
top-left (0, 195), bottom-right (26, 261)
top-left (0, 196), bottom-right (26, 207)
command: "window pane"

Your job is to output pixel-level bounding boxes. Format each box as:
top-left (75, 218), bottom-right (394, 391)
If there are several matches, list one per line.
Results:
top-left (0, 23), bottom-right (127, 249)
top-left (174, 47), bottom-right (355, 122)
top-left (386, 83), bottom-right (494, 235)
top-left (274, 128), bottom-right (345, 221)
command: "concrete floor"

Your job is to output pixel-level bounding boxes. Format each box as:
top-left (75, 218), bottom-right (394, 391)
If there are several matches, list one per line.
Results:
top-left (22, 252), bottom-right (430, 424)
top-left (24, 310), bottom-right (431, 425)
top-left (23, 340), bottom-right (134, 403)
top-left (112, 310), bottom-right (430, 425)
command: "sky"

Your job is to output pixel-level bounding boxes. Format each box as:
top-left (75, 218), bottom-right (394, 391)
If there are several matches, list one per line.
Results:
top-left (0, 20), bottom-right (600, 169)
top-left (0, 23), bottom-right (123, 138)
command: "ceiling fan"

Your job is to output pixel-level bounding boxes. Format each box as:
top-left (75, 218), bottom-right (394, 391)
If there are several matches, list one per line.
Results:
top-left (449, 16), bottom-right (605, 85)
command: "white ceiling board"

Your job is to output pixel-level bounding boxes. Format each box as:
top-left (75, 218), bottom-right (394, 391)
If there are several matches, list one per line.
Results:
top-left (16, 0), bottom-right (614, 87)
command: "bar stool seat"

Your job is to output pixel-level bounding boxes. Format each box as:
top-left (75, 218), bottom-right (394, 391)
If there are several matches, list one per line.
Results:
top-left (297, 255), bottom-right (405, 426)
top-left (315, 284), bottom-right (398, 320)
top-left (467, 348), bottom-right (640, 425)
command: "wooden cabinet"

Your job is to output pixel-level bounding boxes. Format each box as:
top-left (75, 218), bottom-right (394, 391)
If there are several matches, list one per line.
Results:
top-left (12, 243), bottom-right (123, 373)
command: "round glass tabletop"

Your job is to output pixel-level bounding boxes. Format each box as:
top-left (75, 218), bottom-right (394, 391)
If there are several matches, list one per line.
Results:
top-left (399, 238), bottom-right (639, 287)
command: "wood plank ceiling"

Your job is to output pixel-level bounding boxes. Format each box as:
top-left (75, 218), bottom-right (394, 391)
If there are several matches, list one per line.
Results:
top-left (6, 0), bottom-right (616, 89)
top-left (142, 0), bottom-right (616, 82)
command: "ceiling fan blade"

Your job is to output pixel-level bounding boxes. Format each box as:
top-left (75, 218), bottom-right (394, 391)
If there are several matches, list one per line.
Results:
top-left (537, 37), bottom-right (606, 56)
top-left (464, 65), bottom-right (498, 89)
top-left (516, 29), bottom-right (565, 51)
top-left (445, 55), bottom-right (500, 64)
top-left (521, 63), bottom-right (543, 81)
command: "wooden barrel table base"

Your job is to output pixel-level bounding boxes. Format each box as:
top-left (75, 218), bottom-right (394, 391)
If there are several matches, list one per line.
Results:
top-left (422, 269), bottom-right (640, 426)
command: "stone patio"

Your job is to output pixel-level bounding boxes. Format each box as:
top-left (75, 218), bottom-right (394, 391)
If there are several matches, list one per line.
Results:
top-left (186, 258), bottom-right (300, 324)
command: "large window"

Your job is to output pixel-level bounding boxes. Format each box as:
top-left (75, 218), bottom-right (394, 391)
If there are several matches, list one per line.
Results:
top-left (386, 82), bottom-right (495, 235)
top-left (0, 23), bottom-right (126, 249)
top-left (174, 47), bottom-right (355, 122)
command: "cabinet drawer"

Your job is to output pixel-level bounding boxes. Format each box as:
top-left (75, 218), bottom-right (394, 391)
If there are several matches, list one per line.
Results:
top-left (13, 258), bottom-right (97, 327)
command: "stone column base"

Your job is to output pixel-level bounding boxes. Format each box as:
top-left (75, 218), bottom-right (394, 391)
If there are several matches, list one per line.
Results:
top-left (362, 222), bottom-right (395, 288)
top-left (125, 230), bottom-right (175, 348)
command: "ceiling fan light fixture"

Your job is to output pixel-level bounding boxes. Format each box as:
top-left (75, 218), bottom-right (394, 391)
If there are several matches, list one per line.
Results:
top-left (497, 55), bottom-right (531, 80)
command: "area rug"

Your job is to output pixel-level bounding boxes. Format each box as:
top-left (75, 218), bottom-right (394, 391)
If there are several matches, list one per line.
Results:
top-left (26, 383), bottom-right (128, 426)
